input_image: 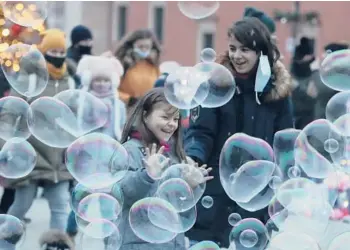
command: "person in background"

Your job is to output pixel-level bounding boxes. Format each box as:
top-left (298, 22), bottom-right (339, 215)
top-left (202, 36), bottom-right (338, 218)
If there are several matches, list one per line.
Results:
top-left (66, 25), bottom-right (93, 88)
top-left (307, 42), bottom-right (349, 120)
top-left (5, 28), bottom-right (75, 247)
top-left (184, 17), bottom-right (293, 247)
top-left (114, 29), bottom-right (161, 109)
top-left (291, 36), bottom-right (316, 129)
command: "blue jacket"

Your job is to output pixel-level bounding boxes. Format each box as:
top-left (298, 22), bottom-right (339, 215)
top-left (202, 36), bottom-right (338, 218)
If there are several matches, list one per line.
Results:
top-left (184, 54), bottom-right (294, 247)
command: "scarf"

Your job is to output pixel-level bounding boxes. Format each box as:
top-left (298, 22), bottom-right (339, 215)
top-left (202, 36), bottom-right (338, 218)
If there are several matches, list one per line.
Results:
top-left (47, 62), bottom-right (67, 80)
top-left (130, 131), bottom-right (171, 153)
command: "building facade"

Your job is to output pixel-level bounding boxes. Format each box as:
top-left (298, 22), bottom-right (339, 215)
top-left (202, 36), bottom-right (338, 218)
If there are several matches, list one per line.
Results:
top-left (47, 1), bottom-right (350, 67)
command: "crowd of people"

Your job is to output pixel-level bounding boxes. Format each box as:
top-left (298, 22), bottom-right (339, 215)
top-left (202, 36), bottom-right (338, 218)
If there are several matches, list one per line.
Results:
top-left (0, 6), bottom-right (348, 250)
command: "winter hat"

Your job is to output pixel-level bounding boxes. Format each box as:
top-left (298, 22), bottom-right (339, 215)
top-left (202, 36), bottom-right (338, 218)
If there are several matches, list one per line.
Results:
top-left (39, 230), bottom-right (74, 250)
top-left (37, 29), bottom-right (66, 54)
top-left (77, 55), bottom-right (124, 91)
top-left (244, 7), bottom-right (276, 34)
top-left (71, 25), bottom-right (93, 46)
top-left (324, 41), bottom-right (349, 53)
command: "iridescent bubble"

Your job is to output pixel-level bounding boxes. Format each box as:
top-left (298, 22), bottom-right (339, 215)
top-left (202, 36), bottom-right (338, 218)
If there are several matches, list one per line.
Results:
top-left (178, 1), bottom-right (219, 20)
top-left (189, 240), bottom-right (220, 250)
top-left (66, 133), bottom-right (129, 189)
top-left (0, 214), bottom-right (26, 248)
top-left (77, 223), bottom-right (122, 250)
top-left (200, 48), bottom-right (216, 62)
top-left (129, 197), bottom-right (178, 244)
top-left (320, 49), bottom-right (350, 92)
top-left (228, 213), bottom-right (241, 226)
top-left (326, 90), bottom-right (350, 122)
top-left (219, 133), bottom-right (274, 202)
top-left (239, 229), bottom-right (258, 248)
top-left (160, 61), bottom-right (181, 75)
top-left (229, 218), bottom-right (268, 250)
top-left (156, 178), bottom-right (195, 212)
top-left (164, 66), bottom-right (210, 109)
top-left (268, 231), bottom-right (320, 250)
top-left (1, 44), bottom-right (48, 97)
top-left (0, 137), bottom-right (36, 179)
top-left (201, 196), bottom-right (213, 208)
top-left (273, 128), bottom-right (301, 179)
top-left (287, 166), bottom-right (301, 179)
top-left (328, 232), bottom-right (350, 250)
top-left (75, 217), bottom-right (119, 239)
top-left (77, 193), bottom-right (122, 222)
top-left (194, 62), bottom-right (235, 108)
top-left (269, 176), bottom-right (283, 189)
top-left (145, 153), bottom-right (169, 180)
top-left (265, 218), bottom-right (280, 240)
top-left (27, 96), bottom-right (77, 148)
top-left (324, 138), bottom-right (340, 154)
top-left (0, 96), bottom-right (31, 141)
top-left (54, 89), bottom-right (109, 137)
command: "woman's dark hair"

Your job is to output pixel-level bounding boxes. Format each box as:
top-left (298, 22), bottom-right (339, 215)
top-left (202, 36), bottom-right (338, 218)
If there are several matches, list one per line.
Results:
top-left (121, 88), bottom-right (187, 162)
top-left (114, 29), bottom-right (161, 68)
top-left (228, 17), bottom-right (280, 68)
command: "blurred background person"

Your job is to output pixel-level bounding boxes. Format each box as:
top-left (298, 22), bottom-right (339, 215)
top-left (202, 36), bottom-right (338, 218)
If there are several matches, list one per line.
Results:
top-left (114, 28), bottom-right (161, 109)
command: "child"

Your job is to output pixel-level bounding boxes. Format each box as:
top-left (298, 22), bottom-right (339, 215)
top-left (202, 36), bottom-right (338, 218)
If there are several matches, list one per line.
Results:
top-left (77, 55), bottom-right (126, 140)
top-left (116, 88), bottom-right (213, 250)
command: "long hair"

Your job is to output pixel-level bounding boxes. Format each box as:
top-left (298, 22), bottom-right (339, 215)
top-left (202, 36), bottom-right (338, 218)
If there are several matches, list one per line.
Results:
top-left (114, 29), bottom-right (161, 71)
top-left (121, 88), bottom-right (187, 162)
top-left (228, 17), bottom-right (280, 68)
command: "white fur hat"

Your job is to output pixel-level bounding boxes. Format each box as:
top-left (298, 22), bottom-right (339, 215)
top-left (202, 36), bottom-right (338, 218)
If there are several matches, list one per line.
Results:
top-left (77, 55), bottom-right (124, 91)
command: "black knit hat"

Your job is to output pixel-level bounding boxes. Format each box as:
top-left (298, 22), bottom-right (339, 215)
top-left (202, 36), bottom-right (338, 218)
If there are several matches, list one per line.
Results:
top-left (324, 42), bottom-right (349, 53)
top-left (70, 25), bottom-right (93, 45)
top-left (244, 7), bottom-right (276, 34)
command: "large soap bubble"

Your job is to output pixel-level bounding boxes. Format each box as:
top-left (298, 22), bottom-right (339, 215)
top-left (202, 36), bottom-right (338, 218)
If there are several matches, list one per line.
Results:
top-left (2, 1), bottom-right (48, 28)
top-left (66, 133), bottom-right (129, 189)
top-left (1, 44), bottom-right (48, 98)
top-left (320, 49), bottom-right (350, 92)
top-left (0, 214), bottom-right (26, 249)
top-left (164, 66), bottom-right (210, 109)
top-left (326, 91), bottom-right (350, 122)
top-left (160, 61), bottom-right (181, 75)
top-left (178, 1), bottom-right (219, 20)
top-left (194, 62), bottom-right (235, 108)
top-left (0, 96), bottom-right (31, 141)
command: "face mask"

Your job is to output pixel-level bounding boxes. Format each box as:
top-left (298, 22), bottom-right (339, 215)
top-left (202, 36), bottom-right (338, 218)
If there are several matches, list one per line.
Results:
top-left (78, 45), bottom-right (92, 55)
top-left (133, 47), bottom-right (150, 59)
top-left (44, 54), bottom-right (65, 68)
top-left (255, 52), bottom-right (271, 104)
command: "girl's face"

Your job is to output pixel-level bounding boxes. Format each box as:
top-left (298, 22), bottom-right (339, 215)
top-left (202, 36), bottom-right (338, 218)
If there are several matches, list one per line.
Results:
top-left (144, 103), bottom-right (180, 142)
top-left (133, 38), bottom-right (153, 59)
top-left (46, 48), bottom-right (66, 57)
top-left (228, 36), bottom-right (258, 74)
top-left (91, 77), bottom-right (112, 94)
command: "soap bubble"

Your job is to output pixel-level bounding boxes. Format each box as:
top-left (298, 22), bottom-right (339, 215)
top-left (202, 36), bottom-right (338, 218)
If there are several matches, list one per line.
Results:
top-left (0, 214), bottom-right (26, 248)
top-left (268, 231), bottom-right (320, 250)
top-left (201, 196), bottom-right (213, 208)
top-left (178, 1), bottom-right (219, 20)
top-left (189, 240), bottom-right (220, 250)
top-left (228, 213), bottom-right (241, 226)
top-left (160, 61), bottom-right (181, 75)
top-left (0, 137), bottom-right (36, 179)
top-left (0, 96), bottom-right (31, 141)
top-left (1, 44), bottom-right (48, 98)
top-left (328, 232), bottom-right (350, 250)
top-left (239, 229), bottom-right (258, 248)
top-left (2, 1), bottom-right (48, 27)
top-left (320, 49), bottom-right (350, 92)
top-left (287, 166), bottom-right (301, 179)
top-left (194, 62), bottom-right (235, 108)
top-left (200, 48), bottom-right (216, 62)
top-left (164, 66), bottom-right (210, 109)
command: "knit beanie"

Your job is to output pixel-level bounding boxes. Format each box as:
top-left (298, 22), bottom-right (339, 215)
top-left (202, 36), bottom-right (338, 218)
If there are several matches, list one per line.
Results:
top-left (37, 29), bottom-right (66, 54)
top-left (77, 55), bottom-right (124, 91)
top-left (244, 7), bottom-right (276, 34)
top-left (71, 25), bottom-right (93, 45)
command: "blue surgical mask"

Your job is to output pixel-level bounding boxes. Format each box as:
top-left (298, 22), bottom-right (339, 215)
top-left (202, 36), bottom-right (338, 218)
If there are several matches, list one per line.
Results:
top-left (255, 52), bottom-right (271, 104)
top-left (133, 47), bottom-right (150, 59)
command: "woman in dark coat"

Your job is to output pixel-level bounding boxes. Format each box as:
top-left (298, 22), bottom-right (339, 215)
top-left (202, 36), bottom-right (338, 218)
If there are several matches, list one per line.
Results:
top-left (184, 17), bottom-right (294, 247)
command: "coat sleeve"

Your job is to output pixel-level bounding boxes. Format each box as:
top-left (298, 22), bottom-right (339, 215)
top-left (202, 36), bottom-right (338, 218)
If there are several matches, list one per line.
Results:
top-left (183, 106), bottom-right (218, 165)
top-left (274, 96), bottom-right (294, 132)
top-left (118, 142), bottom-right (156, 207)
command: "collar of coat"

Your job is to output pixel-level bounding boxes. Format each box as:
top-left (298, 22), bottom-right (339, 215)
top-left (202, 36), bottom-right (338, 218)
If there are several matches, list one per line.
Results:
top-left (217, 52), bottom-right (292, 102)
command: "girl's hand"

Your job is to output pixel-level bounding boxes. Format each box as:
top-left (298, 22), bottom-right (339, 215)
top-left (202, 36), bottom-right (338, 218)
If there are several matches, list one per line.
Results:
top-left (143, 143), bottom-right (170, 179)
top-left (183, 163), bottom-right (213, 189)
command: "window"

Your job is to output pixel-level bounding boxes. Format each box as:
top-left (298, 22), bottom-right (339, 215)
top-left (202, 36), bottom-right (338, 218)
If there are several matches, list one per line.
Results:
top-left (149, 2), bottom-right (165, 44)
top-left (202, 32), bottom-right (214, 49)
top-left (117, 5), bottom-right (128, 40)
top-left (196, 20), bottom-right (216, 62)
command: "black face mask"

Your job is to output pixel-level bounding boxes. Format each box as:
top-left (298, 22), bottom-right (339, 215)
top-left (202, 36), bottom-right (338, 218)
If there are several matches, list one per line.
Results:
top-left (45, 54), bottom-right (65, 68)
top-left (78, 45), bottom-right (92, 55)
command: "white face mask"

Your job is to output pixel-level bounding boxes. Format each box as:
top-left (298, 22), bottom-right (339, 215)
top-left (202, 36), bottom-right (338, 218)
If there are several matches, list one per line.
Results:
top-left (255, 52), bottom-right (271, 104)
top-left (133, 47), bottom-right (150, 59)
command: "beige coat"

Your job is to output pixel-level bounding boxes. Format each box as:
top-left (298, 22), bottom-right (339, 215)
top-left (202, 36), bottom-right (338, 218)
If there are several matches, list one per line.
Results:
top-left (1, 72), bottom-right (76, 188)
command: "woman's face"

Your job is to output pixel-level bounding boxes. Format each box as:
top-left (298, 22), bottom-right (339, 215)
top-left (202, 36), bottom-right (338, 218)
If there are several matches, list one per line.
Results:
top-left (133, 38), bottom-right (153, 53)
top-left (144, 103), bottom-right (179, 142)
top-left (228, 36), bottom-right (258, 74)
